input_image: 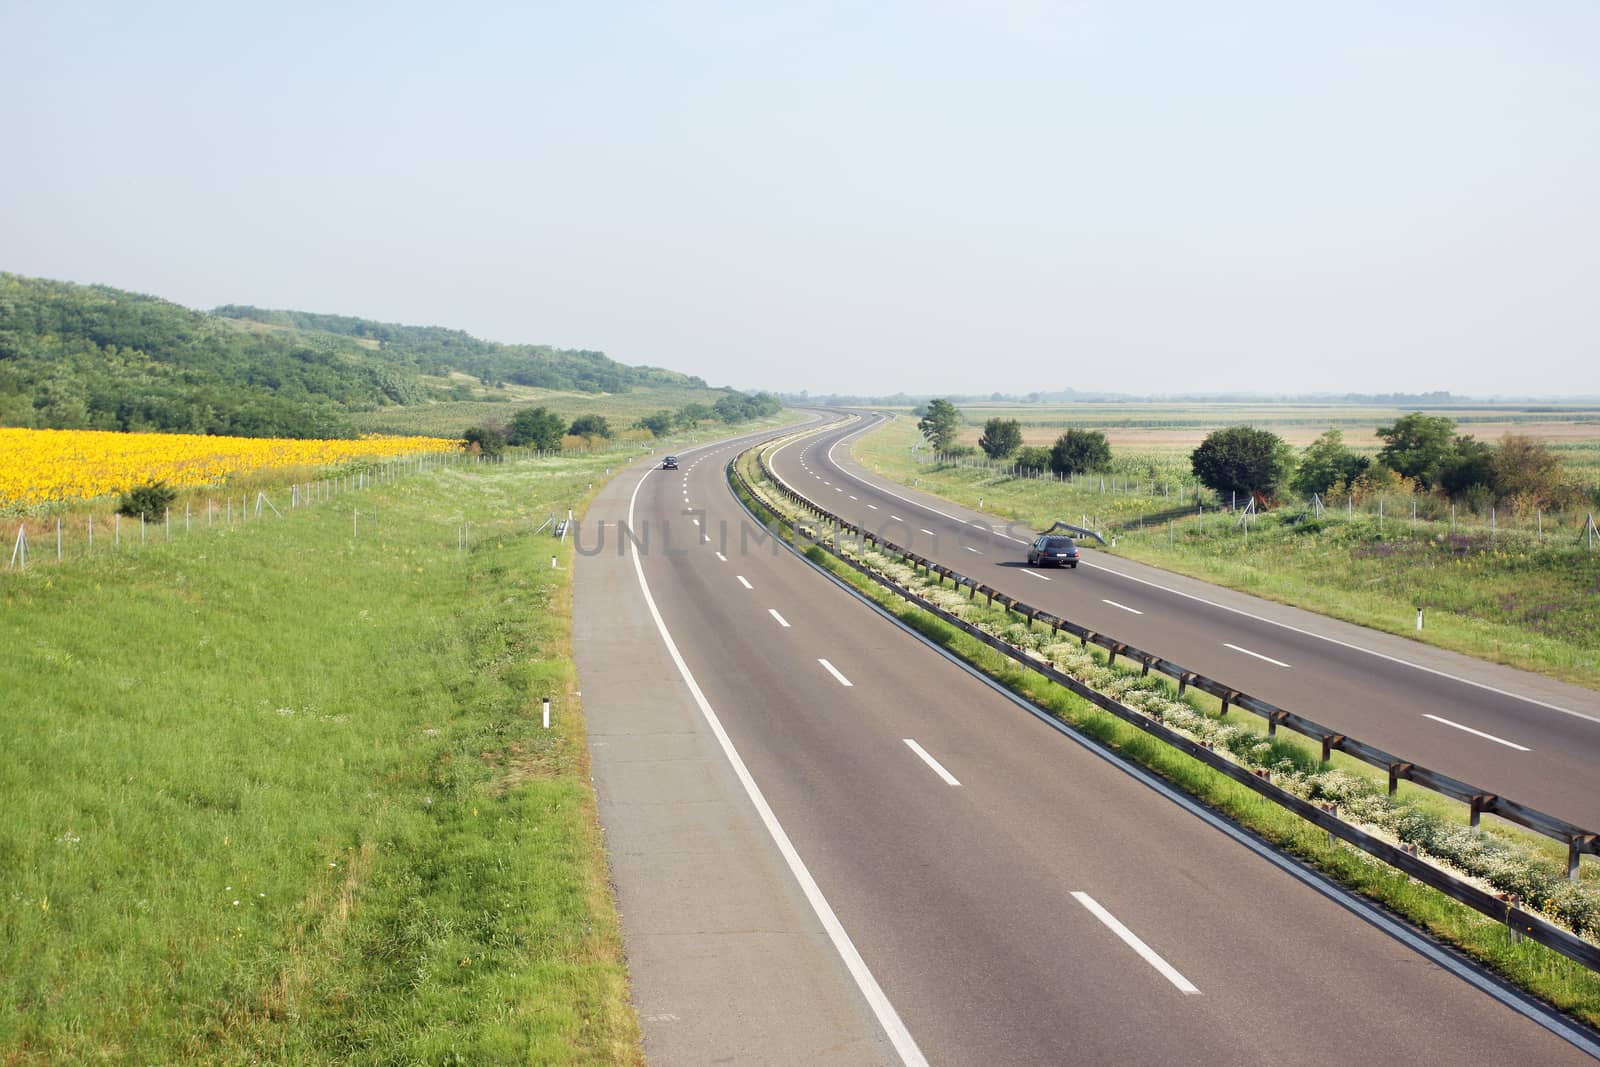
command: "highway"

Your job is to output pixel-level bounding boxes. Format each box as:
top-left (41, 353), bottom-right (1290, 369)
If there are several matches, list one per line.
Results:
top-left (771, 414), bottom-right (1600, 831)
top-left (576, 420), bottom-right (1597, 1065)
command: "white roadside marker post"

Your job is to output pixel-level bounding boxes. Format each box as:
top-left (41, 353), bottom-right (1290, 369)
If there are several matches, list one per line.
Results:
top-left (1416, 607), bottom-right (1424, 631)
top-left (543, 697), bottom-right (551, 730)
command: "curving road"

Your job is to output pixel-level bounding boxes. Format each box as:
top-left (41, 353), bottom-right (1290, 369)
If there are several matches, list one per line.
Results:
top-left (771, 413), bottom-right (1600, 830)
top-left (575, 417), bottom-right (1596, 1065)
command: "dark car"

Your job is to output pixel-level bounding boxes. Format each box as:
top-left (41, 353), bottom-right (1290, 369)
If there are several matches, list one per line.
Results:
top-left (1027, 534), bottom-right (1079, 568)
top-left (662, 455), bottom-right (679, 470)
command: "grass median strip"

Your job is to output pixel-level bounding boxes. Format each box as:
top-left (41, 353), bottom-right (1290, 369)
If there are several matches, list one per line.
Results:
top-left (1, 453), bottom-right (642, 1063)
top-left (731, 445), bottom-right (1600, 1028)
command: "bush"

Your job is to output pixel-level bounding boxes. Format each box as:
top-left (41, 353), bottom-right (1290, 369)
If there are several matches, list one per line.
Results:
top-left (1014, 446), bottom-right (1051, 473)
top-left (1050, 429), bottom-right (1111, 475)
top-left (462, 424), bottom-right (506, 459)
top-left (117, 480), bottom-right (178, 519)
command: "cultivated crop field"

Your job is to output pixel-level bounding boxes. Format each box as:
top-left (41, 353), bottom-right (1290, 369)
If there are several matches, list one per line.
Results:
top-left (0, 453), bottom-right (641, 1062)
top-left (855, 411), bottom-right (1600, 688)
top-left (0, 428), bottom-right (456, 512)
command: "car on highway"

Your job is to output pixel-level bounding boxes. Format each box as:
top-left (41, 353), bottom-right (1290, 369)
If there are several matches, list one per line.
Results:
top-left (1027, 534), bottom-right (1079, 568)
top-left (662, 455), bottom-right (679, 469)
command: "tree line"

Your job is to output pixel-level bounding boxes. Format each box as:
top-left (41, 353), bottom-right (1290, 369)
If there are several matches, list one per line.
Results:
top-left (917, 399), bottom-right (1592, 514)
top-left (462, 391), bottom-right (782, 457)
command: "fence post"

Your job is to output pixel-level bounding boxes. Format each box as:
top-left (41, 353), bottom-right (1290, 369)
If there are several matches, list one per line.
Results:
top-left (8, 524), bottom-right (25, 571)
top-left (57, 518), bottom-right (62, 562)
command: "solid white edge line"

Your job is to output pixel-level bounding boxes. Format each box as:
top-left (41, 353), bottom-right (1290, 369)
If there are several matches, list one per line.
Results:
top-left (811, 417), bottom-right (1599, 724)
top-left (737, 575), bottom-right (753, 589)
top-left (818, 658), bottom-right (854, 687)
top-left (626, 459), bottom-right (926, 1066)
top-left (769, 608), bottom-right (791, 628)
top-left (1102, 599), bottom-right (1144, 615)
top-left (1070, 892), bottom-right (1200, 995)
top-left (903, 738), bottom-right (961, 786)
top-left (1423, 714), bottom-right (1531, 752)
top-left (1223, 642), bottom-right (1291, 669)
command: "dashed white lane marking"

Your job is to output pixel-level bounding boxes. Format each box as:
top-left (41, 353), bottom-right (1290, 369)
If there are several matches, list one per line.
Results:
top-left (919, 528), bottom-right (936, 537)
top-left (692, 518), bottom-right (701, 526)
top-left (1223, 643), bottom-right (1291, 669)
top-left (1071, 892), bottom-right (1200, 995)
top-left (867, 504), bottom-right (879, 510)
top-left (1423, 714), bottom-right (1530, 752)
top-left (964, 546), bottom-right (982, 555)
top-left (823, 480), bottom-right (831, 485)
top-left (849, 495), bottom-right (858, 500)
top-left (769, 609), bottom-right (791, 628)
top-left (889, 515), bottom-right (905, 523)
top-left (623, 461), bottom-right (928, 1067)
top-left (903, 739), bottom-right (961, 786)
top-left (818, 659), bottom-right (853, 687)
top-left (836, 487), bottom-right (844, 492)
top-left (1102, 599), bottom-right (1144, 615)
top-left (737, 575), bottom-right (753, 589)
top-left (1021, 570), bottom-right (1051, 581)
top-left (715, 551), bottom-right (728, 562)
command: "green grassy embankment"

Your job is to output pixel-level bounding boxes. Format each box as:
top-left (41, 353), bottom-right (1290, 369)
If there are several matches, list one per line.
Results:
top-left (0, 453), bottom-right (642, 1063)
top-left (854, 416), bottom-right (1600, 690)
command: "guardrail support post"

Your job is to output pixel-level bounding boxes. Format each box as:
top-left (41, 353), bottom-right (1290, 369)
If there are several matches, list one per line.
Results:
top-left (1321, 734), bottom-right (1345, 764)
top-left (1387, 762), bottom-right (1413, 796)
top-left (1469, 794), bottom-right (1496, 833)
top-left (1570, 835), bottom-right (1596, 880)
top-left (1266, 710), bottom-right (1287, 736)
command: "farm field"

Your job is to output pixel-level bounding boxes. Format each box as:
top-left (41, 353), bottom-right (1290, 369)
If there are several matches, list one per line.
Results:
top-left (350, 381), bottom-right (749, 440)
top-left (853, 411), bottom-right (1600, 689)
top-left (927, 401), bottom-right (1600, 483)
top-left (0, 427), bottom-right (456, 512)
top-left (0, 451), bottom-right (642, 1063)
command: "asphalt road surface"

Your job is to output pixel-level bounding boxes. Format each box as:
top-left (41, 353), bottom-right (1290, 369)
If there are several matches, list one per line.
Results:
top-left (575, 420), bottom-right (1596, 1065)
top-left (770, 413), bottom-right (1600, 831)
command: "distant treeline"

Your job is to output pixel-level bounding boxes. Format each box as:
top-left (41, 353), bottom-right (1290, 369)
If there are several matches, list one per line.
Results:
top-left (0, 273), bottom-right (715, 440)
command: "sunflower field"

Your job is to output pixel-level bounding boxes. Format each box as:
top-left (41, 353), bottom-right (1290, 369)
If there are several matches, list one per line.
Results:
top-left (0, 427), bottom-right (459, 510)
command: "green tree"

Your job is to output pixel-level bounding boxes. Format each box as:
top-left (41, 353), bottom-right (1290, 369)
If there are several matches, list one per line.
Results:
top-left (978, 418), bottom-right (1023, 459)
top-left (462, 424), bottom-right (506, 458)
top-left (633, 410), bottom-right (674, 437)
top-left (1376, 412), bottom-right (1458, 488)
top-left (917, 398), bottom-right (961, 453)
top-left (1014, 445), bottom-right (1051, 473)
top-left (1191, 426), bottom-right (1294, 499)
top-left (1049, 429), bottom-right (1112, 475)
top-left (674, 403), bottom-right (713, 429)
top-left (1291, 428), bottom-right (1369, 498)
top-left (1437, 435), bottom-right (1495, 497)
top-left (506, 406), bottom-right (565, 449)
top-left (568, 414), bottom-right (611, 441)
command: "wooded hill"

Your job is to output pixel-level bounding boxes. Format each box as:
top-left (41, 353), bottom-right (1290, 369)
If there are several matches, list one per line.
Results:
top-left (0, 273), bottom-right (721, 439)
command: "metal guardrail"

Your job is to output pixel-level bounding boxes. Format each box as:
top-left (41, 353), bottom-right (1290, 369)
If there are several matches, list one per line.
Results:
top-left (731, 445), bottom-right (1600, 973)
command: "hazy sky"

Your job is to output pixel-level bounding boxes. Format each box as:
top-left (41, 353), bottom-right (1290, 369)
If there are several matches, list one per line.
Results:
top-left (4, 1), bottom-right (1597, 396)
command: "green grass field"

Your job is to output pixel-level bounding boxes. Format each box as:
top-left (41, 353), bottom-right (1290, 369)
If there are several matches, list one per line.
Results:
top-left (0, 454), bottom-right (642, 1062)
top-left (855, 415), bottom-right (1600, 689)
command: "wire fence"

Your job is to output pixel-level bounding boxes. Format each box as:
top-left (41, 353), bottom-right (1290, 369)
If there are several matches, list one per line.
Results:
top-left (3, 423), bottom-right (744, 574)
